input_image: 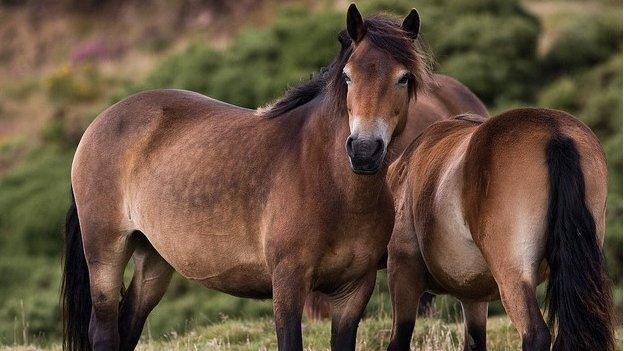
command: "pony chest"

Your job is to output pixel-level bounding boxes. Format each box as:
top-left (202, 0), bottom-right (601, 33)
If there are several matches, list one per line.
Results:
top-left (317, 244), bottom-right (375, 288)
top-left (317, 225), bottom-right (389, 286)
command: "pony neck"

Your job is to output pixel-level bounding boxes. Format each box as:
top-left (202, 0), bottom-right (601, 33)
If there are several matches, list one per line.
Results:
top-left (305, 95), bottom-right (389, 212)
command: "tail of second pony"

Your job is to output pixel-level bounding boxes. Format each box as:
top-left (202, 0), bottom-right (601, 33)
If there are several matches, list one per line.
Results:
top-left (544, 135), bottom-right (614, 351)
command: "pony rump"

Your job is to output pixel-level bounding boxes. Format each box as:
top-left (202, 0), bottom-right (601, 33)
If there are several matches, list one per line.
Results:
top-left (261, 15), bottom-right (432, 119)
top-left (544, 134), bottom-right (615, 351)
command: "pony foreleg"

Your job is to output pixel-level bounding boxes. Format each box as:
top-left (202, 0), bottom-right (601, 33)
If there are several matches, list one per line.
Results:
top-left (329, 272), bottom-right (376, 351)
top-left (272, 263), bottom-right (309, 351)
top-left (460, 299), bottom-right (488, 351)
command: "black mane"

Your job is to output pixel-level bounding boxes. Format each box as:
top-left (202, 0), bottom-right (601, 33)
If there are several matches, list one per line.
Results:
top-left (261, 16), bottom-right (431, 119)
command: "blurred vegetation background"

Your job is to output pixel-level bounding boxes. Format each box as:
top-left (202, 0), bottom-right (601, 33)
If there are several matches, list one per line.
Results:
top-left (0, 0), bottom-right (621, 347)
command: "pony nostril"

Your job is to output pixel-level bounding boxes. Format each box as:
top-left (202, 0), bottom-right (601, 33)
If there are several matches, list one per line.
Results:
top-left (346, 136), bottom-right (356, 157)
top-left (372, 139), bottom-right (384, 157)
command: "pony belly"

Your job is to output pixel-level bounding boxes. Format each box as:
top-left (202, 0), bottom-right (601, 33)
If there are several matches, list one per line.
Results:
top-left (169, 242), bottom-right (272, 298)
top-left (195, 261), bottom-right (273, 299)
top-left (423, 235), bottom-right (499, 301)
top-left (140, 226), bottom-right (273, 298)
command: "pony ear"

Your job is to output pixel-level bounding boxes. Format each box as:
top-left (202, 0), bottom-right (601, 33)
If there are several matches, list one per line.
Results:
top-left (346, 3), bottom-right (365, 43)
top-left (401, 8), bottom-right (420, 39)
top-left (338, 31), bottom-right (352, 50)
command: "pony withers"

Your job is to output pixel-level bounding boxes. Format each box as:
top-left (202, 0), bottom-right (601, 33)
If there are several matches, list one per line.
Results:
top-left (386, 109), bottom-right (614, 351)
top-left (62, 4), bottom-right (428, 351)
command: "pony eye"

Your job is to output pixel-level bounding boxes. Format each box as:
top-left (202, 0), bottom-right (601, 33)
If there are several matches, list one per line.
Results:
top-left (398, 73), bottom-right (411, 86)
top-left (343, 72), bottom-right (352, 84)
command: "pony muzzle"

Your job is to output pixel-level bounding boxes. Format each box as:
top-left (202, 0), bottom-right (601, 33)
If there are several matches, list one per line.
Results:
top-left (345, 135), bottom-right (386, 174)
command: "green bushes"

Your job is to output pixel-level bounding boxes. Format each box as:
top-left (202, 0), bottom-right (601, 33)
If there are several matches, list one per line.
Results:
top-left (113, 0), bottom-right (542, 108)
top-left (0, 257), bottom-right (62, 344)
top-left (115, 6), bottom-right (343, 109)
top-left (44, 65), bottom-right (102, 104)
top-left (0, 148), bottom-right (73, 256)
top-left (433, 14), bottom-right (540, 104)
top-left (543, 13), bottom-right (622, 75)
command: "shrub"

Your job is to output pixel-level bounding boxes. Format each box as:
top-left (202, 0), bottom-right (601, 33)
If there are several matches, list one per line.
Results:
top-left (0, 257), bottom-right (62, 344)
top-left (434, 14), bottom-right (540, 104)
top-left (114, 6), bottom-right (343, 110)
top-left (117, 0), bottom-right (541, 108)
top-left (45, 65), bottom-right (102, 104)
top-left (543, 13), bottom-right (622, 75)
top-left (0, 147), bottom-right (73, 256)
top-left (539, 55), bottom-right (622, 137)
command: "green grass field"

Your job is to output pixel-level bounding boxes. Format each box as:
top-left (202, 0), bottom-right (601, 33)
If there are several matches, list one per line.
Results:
top-left (3, 316), bottom-right (621, 351)
top-left (134, 317), bottom-right (519, 351)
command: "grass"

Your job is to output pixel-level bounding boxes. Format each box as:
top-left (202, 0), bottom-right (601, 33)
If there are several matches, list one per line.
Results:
top-left (0, 316), bottom-right (522, 351)
top-left (138, 317), bottom-right (523, 351)
top-left (2, 315), bottom-right (622, 350)
top-left (136, 317), bottom-right (623, 351)
top-left (8, 315), bottom-right (620, 351)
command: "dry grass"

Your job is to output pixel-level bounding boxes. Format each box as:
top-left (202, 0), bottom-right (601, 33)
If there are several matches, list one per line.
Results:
top-left (2, 315), bottom-right (622, 350)
top-left (8, 318), bottom-right (517, 351)
top-left (0, 316), bottom-right (521, 351)
top-left (131, 315), bottom-right (617, 351)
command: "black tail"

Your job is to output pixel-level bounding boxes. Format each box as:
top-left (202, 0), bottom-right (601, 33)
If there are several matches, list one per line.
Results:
top-left (61, 191), bottom-right (92, 351)
top-left (544, 135), bottom-right (615, 351)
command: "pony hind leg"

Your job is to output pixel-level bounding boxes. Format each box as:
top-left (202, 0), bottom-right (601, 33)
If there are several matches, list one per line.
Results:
top-left (460, 299), bottom-right (488, 351)
top-left (82, 223), bottom-right (135, 351)
top-left (497, 277), bottom-right (549, 350)
top-left (479, 226), bottom-right (550, 350)
top-left (469, 159), bottom-right (552, 350)
top-left (118, 233), bottom-right (173, 350)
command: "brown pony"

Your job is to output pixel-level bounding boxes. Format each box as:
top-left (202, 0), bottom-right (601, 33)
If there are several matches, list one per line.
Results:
top-left (62, 5), bottom-right (429, 351)
top-left (304, 74), bottom-right (489, 319)
top-left (386, 109), bottom-right (614, 350)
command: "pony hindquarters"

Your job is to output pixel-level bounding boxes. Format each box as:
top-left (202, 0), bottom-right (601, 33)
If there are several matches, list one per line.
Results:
top-left (62, 194), bottom-right (171, 351)
top-left (464, 109), bottom-right (614, 351)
